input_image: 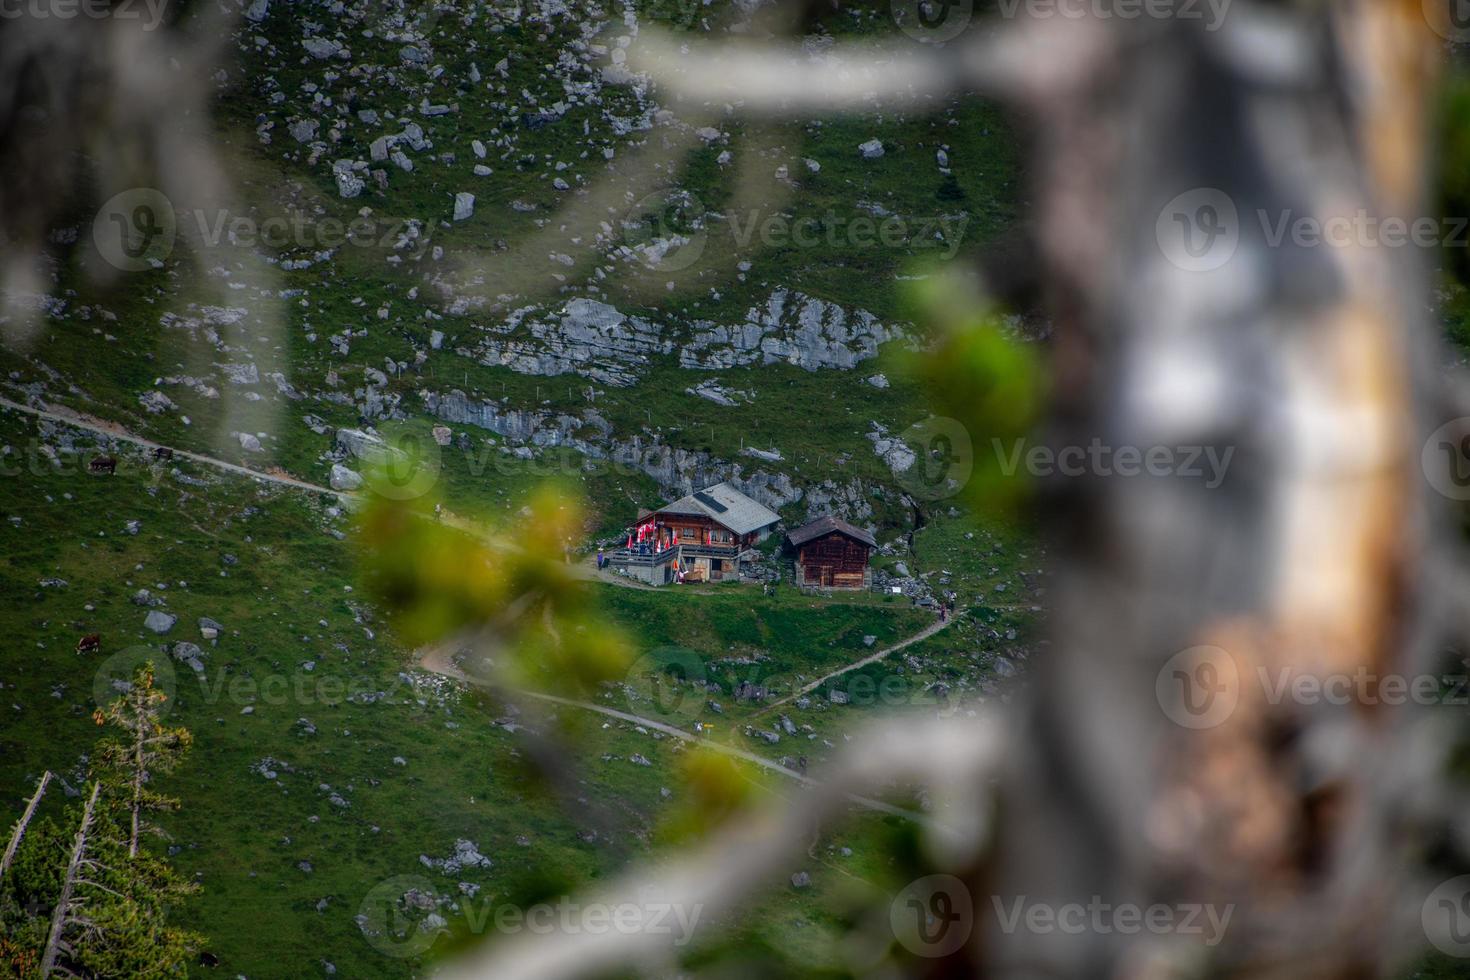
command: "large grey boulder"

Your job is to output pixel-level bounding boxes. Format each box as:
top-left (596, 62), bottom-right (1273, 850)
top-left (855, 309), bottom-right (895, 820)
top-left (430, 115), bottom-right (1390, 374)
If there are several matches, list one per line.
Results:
top-left (333, 161), bottom-right (364, 200)
top-left (335, 428), bottom-right (391, 459)
top-left (330, 464), bottom-right (363, 491)
top-left (138, 390), bottom-right (176, 414)
top-left (144, 610), bottom-right (177, 634)
top-left (303, 37), bottom-right (342, 59)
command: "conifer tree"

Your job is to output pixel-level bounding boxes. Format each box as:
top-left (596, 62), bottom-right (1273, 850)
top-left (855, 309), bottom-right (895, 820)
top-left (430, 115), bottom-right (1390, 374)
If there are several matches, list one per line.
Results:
top-left (90, 664), bottom-right (191, 858)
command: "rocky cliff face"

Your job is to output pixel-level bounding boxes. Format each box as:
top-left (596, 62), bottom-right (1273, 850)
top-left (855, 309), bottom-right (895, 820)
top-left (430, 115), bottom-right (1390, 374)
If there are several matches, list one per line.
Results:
top-left (679, 289), bottom-right (908, 372)
top-left (422, 387), bottom-right (807, 512)
top-left (455, 290), bottom-right (908, 388)
top-left (422, 387), bottom-right (894, 524)
top-left (464, 299), bottom-right (672, 387)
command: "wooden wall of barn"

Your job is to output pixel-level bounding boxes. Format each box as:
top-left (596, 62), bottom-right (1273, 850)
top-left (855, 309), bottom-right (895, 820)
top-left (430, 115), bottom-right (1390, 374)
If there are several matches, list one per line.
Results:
top-left (795, 533), bottom-right (872, 589)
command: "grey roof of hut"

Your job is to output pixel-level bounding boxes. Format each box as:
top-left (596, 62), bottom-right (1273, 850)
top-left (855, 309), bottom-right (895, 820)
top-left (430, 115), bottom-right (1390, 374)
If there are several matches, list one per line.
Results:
top-left (787, 515), bottom-right (878, 549)
top-left (656, 482), bottom-right (781, 536)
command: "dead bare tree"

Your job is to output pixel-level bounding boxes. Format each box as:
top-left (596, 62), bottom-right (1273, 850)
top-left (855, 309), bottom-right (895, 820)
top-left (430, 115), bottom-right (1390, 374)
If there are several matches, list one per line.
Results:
top-left (1, 770), bottom-right (53, 879)
top-left (39, 782), bottom-right (101, 979)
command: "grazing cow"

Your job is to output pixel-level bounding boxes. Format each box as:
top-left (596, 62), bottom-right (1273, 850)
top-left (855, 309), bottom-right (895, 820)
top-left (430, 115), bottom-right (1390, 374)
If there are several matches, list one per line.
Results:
top-left (89, 455), bottom-right (117, 475)
top-left (76, 634), bottom-right (100, 655)
top-left (154, 446), bottom-right (174, 462)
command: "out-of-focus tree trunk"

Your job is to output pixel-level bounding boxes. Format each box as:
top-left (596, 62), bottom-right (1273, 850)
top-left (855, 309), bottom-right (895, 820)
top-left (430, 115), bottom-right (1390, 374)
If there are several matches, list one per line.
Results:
top-left (990, 1), bottom-right (1442, 975)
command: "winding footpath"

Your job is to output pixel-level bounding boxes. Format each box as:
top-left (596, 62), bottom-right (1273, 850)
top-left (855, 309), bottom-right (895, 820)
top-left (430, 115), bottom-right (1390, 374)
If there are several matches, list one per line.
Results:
top-left (757, 612), bottom-right (961, 715)
top-left (4, 392), bottom-right (955, 820)
top-left (0, 394), bottom-right (345, 497)
top-left (0, 394), bottom-right (614, 585)
top-left (416, 643), bottom-right (927, 821)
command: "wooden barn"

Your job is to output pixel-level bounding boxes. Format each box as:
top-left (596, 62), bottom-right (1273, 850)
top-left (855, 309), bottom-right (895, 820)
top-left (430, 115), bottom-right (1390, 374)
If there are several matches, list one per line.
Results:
top-left (788, 516), bottom-right (876, 590)
top-left (610, 482), bottom-right (781, 586)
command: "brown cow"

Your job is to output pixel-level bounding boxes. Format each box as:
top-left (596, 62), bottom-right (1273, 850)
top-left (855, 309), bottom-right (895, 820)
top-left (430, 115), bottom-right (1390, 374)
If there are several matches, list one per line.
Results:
top-left (89, 455), bottom-right (117, 475)
top-left (76, 634), bottom-right (100, 654)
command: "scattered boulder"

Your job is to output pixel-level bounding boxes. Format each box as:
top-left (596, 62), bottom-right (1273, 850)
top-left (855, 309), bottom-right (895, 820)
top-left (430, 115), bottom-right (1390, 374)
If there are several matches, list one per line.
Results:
top-left (302, 38), bottom-right (341, 59)
top-left (419, 839), bottom-right (492, 875)
top-left (138, 390), bottom-right (177, 414)
top-left (144, 610), bottom-right (177, 634)
top-left (453, 192), bottom-right (475, 221)
top-left (329, 464), bottom-right (363, 491)
top-left (171, 642), bottom-right (207, 673)
top-left (332, 160), bottom-right (364, 199)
